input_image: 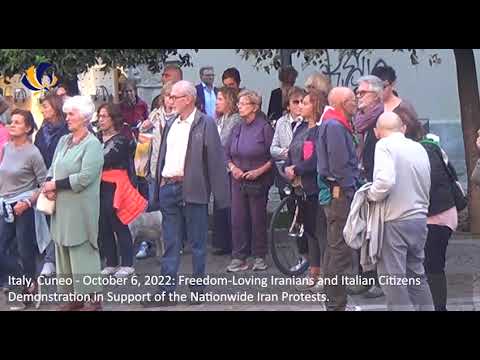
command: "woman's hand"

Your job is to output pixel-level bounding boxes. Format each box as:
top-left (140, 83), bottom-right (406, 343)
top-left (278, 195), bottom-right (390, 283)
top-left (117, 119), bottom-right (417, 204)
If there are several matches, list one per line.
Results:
top-left (243, 169), bottom-right (261, 181)
top-left (42, 181), bottom-right (56, 193)
top-left (231, 166), bottom-right (244, 180)
top-left (45, 191), bottom-right (57, 201)
top-left (141, 120), bottom-right (153, 132)
top-left (13, 201), bottom-right (30, 217)
top-left (284, 166), bottom-right (296, 181)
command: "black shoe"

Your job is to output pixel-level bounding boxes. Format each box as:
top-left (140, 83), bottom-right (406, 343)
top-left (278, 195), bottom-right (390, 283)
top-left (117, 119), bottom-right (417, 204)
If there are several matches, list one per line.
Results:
top-left (189, 291), bottom-right (204, 306)
top-left (141, 293), bottom-right (177, 308)
top-left (363, 285), bottom-right (385, 299)
top-left (346, 284), bottom-right (370, 295)
top-left (212, 248), bottom-right (231, 256)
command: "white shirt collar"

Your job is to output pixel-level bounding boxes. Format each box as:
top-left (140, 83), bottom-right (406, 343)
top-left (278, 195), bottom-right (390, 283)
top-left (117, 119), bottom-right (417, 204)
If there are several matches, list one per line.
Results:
top-left (177, 108), bottom-right (196, 125)
top-left (288, 114), bottom-right (301, 123)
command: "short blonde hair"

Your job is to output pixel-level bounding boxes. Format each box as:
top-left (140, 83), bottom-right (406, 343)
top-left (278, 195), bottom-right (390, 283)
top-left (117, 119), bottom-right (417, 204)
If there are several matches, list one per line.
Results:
top-left (238, 89), bottom-right (262, 112)
top-left (305, 72), bottom-right (332, 95)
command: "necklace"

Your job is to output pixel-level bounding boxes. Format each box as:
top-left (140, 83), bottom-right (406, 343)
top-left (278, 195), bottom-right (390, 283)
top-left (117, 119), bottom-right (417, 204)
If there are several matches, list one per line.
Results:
top-left (65, 130), bottom-right (89, 153)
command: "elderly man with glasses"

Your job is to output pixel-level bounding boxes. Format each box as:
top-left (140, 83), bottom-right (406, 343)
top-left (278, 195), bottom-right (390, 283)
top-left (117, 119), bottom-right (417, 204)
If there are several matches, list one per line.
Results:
top-left (353, 75), bottom-right (385, 183)
top-left (350, 75), bottom-right (386, 299)
top-left (143, 80), bottom-right (230, 307)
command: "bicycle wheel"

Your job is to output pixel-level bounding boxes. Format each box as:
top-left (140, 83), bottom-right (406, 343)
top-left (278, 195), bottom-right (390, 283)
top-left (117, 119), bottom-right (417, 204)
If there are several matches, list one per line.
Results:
top-left (269, 196), bottom-right (309, 276)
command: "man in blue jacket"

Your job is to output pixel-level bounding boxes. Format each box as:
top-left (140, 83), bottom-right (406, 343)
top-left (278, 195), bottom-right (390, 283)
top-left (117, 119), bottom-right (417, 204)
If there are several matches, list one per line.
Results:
top-left (195, 66), bottom-right (218, 118)
top-left (316, 87), bottom-right (360, 311)
top-left (144, 81), bottom-right (230, 307)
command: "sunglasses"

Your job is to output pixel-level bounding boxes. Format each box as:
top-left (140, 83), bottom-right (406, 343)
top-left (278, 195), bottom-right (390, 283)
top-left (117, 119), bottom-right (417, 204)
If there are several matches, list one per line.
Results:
top-left (291, 99), bottom-right (303, 105)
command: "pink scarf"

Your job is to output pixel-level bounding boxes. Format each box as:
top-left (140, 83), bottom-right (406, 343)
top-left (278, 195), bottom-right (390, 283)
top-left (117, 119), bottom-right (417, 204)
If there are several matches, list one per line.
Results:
top-left (353, 101), bottom-right (384, 134)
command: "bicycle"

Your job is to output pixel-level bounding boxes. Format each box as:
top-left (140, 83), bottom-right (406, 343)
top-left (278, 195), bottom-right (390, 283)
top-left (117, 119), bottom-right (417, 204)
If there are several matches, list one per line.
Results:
top-left (269, 182), bottom-right (313, 276)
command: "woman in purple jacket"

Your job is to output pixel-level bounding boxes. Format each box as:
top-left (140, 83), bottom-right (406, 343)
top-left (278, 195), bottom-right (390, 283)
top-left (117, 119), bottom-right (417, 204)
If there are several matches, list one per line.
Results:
top-left (225, 90), bottom-right (274, 272)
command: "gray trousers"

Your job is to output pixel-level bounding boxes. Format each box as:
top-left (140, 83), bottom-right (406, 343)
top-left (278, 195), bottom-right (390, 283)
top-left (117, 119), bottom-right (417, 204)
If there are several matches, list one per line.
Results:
top-left (377, 218), bottom-right (434, 311)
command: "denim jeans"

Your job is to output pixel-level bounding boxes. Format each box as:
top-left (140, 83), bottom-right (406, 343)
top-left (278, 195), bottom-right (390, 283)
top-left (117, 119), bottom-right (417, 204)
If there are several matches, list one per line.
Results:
top-left (158, 183), bottom-right (208, 294)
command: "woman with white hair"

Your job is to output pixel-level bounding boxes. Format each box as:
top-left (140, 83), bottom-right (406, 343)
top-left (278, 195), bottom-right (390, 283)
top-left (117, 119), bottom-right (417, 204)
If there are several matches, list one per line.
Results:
top-left (42, 96), bottom-right (105, 311)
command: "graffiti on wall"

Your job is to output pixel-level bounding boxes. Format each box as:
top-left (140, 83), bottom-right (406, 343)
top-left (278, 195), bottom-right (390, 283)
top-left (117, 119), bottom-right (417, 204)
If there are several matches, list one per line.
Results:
top-left (318, 50), bottom-right (388, 88)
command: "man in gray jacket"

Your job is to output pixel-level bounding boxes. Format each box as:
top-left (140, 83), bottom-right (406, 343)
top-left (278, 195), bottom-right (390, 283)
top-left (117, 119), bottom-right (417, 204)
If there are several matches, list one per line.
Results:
top-left (368, 112), bottom-right (434, 311)
top-left (145, 81), bottom-right (230, 307)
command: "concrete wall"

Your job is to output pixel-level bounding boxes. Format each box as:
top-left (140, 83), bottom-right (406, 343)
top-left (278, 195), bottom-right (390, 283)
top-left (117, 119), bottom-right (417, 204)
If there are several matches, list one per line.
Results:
top-left (69, 49), bottom-right (480, 185)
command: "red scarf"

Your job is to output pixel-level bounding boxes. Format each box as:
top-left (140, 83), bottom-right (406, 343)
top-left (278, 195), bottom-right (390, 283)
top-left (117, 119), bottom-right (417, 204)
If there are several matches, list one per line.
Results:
top-left (321, 108), bottom-right (354, 134)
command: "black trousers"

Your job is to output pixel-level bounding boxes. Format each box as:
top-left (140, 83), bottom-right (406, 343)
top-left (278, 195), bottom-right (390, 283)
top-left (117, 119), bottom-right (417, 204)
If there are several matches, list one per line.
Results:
top-left (212, 207), bottom-right (232, 253)
top-left (299, 195), bottom-right (321, 266)
top-left (98, 184), bottom-right (134, 267)
top-left (212, 175), bottom-right (232, 253)
top-left (0, 205), bottom-right (37, 282)
top-left (424, 224), bottom-right (452, 311)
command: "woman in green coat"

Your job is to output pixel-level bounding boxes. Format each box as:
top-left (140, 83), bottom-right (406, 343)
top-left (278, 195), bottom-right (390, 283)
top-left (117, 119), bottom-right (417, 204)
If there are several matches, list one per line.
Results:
top-left (42, 96), bottom-right (104, 311)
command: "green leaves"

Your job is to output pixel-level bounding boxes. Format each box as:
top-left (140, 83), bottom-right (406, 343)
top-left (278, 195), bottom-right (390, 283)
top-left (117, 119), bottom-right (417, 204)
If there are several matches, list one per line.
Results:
top-left (0, 49), bottom-right (199, 78)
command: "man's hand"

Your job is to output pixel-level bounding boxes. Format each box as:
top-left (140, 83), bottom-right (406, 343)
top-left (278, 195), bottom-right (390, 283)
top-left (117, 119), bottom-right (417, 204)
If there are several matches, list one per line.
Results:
top-left (476, 129), bottom-right (480, 152)
top-left (13, 201), bottom-right (30, 217)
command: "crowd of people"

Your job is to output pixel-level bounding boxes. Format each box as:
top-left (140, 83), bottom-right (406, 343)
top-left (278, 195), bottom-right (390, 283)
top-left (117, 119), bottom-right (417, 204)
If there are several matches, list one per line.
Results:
top-left (0, 63), bottom-right (473, 311)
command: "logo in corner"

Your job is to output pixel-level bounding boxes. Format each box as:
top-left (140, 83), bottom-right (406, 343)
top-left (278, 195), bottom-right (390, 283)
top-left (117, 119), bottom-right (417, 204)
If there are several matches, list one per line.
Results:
top-left (21, 63), bottom-right (58, 93)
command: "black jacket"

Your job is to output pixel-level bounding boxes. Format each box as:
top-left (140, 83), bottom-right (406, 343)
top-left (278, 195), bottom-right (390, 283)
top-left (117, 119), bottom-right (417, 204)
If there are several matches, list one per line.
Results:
top-left (34, 122), bottom-right (70, 169)
top-left (422, 142), bottom-right (456, 216)
top-left (267, 88), bottom-right (283, 123)
top-left (195, 84), bottom-right (219, 115)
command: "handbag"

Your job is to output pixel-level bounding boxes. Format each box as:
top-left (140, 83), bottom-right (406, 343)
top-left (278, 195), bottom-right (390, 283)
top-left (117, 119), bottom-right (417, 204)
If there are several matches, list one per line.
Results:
top-left (471, 159), bottom-right (480, 187)
top-left (36, 164), bottom-right (56, 215)
top-left (436, 147), bottom-right (468, 211)
top-left (240, 181), bottom-right (265, 197)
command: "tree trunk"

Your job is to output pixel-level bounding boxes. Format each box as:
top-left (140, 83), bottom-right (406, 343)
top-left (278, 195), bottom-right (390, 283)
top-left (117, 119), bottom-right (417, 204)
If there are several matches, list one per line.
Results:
top-left (454, 49), bottom-right (480, 233)
top-left (280, 49), bottom-right (293, 67)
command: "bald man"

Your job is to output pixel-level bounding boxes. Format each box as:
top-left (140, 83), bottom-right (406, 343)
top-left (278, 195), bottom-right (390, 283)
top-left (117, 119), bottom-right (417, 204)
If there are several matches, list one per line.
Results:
top-left (316, 87), bottom-right (359, 311)
top-left (367, 112), bottom-right (434, 311)
top-left (161, 64), bottom-right (183, 85)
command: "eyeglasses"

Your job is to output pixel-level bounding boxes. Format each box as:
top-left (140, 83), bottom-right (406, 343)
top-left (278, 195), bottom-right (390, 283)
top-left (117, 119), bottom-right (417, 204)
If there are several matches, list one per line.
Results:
top-left (170, 95), bottom-right (187, 102)
top-left (237, 101), bottom-right (253, 107)
top-left (291, 100), bottom-right (303, 105)
top-left (356, 90), bottom-right (376, 98)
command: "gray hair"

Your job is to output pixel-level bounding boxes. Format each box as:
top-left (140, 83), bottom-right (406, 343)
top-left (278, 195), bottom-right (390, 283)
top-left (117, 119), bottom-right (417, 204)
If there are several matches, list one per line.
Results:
top-left (63, 96), bottom-right (96, 123)
top-left (238, 89), bottom-right (262, 110)
top-left (173, 80), bottom-right (197, 100)
top-left (305, 72), bottom-right (332, 95)
top-left (357, 75), bottom-right (384, 96)
top-left (200, 66), bottom-right (214, 76)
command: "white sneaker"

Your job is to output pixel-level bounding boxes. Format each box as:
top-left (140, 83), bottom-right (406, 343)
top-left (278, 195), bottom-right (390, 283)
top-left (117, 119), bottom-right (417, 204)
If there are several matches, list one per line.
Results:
top-left (40, 262), bottom-right (56, 277)
top-left (345, 304), bottom-right (362, 311)
top-left (114, 267), bottom-right (135, 278)
top-left (101, 267), bottom-right (118, 276)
